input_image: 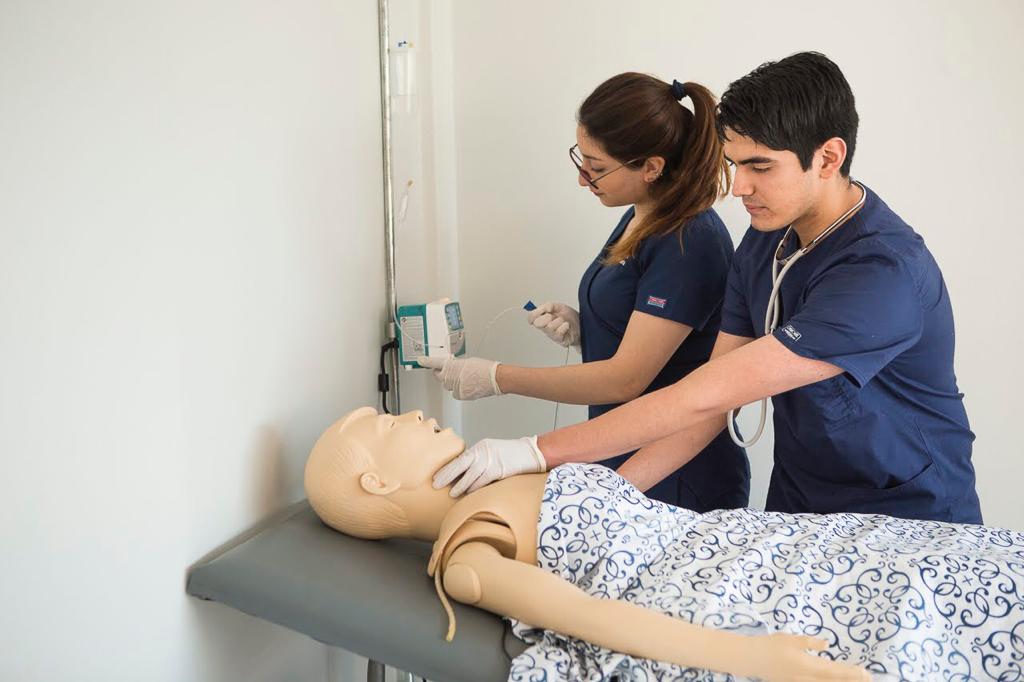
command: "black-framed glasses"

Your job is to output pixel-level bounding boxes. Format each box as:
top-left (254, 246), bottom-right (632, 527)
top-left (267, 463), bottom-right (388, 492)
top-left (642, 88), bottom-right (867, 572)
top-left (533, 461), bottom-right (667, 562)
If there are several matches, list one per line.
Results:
top-left (569, 144), bottom-right (639, 189)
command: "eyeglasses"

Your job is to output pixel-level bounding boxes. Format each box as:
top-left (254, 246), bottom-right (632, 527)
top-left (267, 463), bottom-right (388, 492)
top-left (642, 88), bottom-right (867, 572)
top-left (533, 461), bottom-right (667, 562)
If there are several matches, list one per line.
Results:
top-left (569, 144), bottom-right (639, 190)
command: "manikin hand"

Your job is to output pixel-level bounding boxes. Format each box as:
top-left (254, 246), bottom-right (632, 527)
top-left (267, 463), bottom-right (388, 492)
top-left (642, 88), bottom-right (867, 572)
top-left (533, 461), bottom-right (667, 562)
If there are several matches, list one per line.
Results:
top-left (745, 633), bottom-right (870, 682)
top-left (418, 355), bottom-right (501, 401)
top-left (527, 302), bottom-right (581, 349)
top-left (432, 437), bottom-right (547, 497)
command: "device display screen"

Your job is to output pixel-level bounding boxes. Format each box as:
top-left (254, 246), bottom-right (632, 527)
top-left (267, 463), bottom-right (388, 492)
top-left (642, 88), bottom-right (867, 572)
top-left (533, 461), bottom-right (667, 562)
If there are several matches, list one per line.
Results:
top-left (445, 303), bottom-right (463, 330)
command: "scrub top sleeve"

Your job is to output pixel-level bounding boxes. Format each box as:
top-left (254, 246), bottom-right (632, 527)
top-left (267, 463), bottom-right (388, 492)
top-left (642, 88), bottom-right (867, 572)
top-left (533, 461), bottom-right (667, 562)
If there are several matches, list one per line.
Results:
top-left (719, 255), bottom-right (755, 338)
top-left (633, 228), bottom-right (729, 331)
top-left (772, 254), bottom-right (923, 387)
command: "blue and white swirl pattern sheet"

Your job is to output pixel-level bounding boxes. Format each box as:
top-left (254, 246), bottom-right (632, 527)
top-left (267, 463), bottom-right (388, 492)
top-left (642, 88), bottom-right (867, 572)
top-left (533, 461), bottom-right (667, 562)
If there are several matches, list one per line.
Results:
top-left (507, 463), bottom-right (1024, 682)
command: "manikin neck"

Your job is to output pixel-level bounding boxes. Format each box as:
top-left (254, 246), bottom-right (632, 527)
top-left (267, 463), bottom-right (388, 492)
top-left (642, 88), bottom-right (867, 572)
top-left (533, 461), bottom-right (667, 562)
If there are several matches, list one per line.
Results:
top-left (392, 485), bottom-right (459, 542)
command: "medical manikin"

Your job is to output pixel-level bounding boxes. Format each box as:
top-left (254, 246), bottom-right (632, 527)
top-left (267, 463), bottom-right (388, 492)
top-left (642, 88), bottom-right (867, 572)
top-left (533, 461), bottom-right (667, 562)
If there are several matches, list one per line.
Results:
top-left (305, 409), bottom-right (1024, 682)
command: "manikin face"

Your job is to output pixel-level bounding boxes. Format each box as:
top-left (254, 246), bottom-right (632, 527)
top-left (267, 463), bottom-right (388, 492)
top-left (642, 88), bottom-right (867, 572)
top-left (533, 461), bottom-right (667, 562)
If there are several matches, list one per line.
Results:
top-left (722, 128), bottom-right (819, 232)
top-left (574, 125), bottom-right (651, 208)
top-left (344, 409), bottom-right (465, 491)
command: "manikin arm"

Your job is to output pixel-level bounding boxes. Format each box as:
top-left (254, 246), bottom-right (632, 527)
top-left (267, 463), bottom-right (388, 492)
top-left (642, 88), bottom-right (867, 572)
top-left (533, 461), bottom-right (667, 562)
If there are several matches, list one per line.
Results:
top-left (444, 542), bottom-right (867, 682)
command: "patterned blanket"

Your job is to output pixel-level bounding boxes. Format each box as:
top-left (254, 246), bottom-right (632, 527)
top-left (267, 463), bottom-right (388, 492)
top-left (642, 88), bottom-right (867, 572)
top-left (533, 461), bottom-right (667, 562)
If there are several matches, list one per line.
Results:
top-left (508, 463), bottom-right (1024, 681)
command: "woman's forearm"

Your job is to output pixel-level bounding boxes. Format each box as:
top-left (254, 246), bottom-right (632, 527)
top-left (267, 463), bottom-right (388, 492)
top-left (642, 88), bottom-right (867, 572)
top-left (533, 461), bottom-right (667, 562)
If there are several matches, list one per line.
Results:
top-left (496, 359), bottom-right (646, 405)
top-left (495, 310), bottom-right (693, 406)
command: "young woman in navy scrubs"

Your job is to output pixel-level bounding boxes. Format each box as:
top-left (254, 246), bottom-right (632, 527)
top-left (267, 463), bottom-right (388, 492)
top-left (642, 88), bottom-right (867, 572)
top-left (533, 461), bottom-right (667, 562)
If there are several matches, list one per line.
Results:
top-left (422, 73), bottom-right (749, 511)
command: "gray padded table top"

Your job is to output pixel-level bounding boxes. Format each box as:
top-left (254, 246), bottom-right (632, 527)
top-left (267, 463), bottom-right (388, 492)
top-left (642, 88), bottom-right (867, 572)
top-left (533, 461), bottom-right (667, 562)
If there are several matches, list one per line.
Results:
top-left (186, 501), bottom-right (527, 682)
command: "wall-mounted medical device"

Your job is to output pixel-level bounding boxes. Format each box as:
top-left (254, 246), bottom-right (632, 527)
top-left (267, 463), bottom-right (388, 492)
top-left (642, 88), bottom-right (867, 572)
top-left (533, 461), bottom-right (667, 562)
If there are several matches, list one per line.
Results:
top-left (397, 298), bottom-right (465, 369)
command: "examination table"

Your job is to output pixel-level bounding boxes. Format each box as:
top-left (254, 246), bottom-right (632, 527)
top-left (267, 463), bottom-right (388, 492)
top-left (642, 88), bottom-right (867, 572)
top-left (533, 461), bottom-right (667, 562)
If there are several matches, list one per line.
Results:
top-left (186, 501), bottom-right (527, 682)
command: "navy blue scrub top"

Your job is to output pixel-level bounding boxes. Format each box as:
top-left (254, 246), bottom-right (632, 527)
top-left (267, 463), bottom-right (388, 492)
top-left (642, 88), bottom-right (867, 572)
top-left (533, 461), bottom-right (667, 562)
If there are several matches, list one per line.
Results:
top-left (720, 184), bottom-right (981, 523)
top-left (579, 207), bottom-right (750, 511)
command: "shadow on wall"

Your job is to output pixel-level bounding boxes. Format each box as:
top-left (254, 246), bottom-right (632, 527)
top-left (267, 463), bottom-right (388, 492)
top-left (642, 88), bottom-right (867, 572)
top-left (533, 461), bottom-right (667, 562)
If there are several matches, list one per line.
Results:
top-left (182, 425), bottom-right (324, 681)
top-left (251, 425), bottom-right (291, 518)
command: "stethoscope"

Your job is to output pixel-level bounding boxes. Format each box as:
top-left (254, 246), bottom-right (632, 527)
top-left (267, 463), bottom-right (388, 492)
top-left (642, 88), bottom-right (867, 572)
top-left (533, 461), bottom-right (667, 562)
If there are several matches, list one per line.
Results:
top-left (727, 181), bottom-right (867, 448)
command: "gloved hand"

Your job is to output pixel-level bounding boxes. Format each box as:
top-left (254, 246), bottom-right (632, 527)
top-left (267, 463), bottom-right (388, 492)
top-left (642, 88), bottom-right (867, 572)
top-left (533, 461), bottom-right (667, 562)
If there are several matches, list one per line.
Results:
top-left (527, 302), bottom-right (581, 349)
top-left (432, 436), bottom-right (548, 497)
top-left (417, 355), bottom-right (501, 401)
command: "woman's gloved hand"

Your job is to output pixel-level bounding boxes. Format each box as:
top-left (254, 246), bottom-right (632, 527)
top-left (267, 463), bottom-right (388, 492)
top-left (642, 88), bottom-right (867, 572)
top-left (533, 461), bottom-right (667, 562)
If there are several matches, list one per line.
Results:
top-left (527, 302), bottom-right (581, 349)
top-left (417, 355), bottom-right (501, 401)
top-left (432, 436), bottom-right (547, 497)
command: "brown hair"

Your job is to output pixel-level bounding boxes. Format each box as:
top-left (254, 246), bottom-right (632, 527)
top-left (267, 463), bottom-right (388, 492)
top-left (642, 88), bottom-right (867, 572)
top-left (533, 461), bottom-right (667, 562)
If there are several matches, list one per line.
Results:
top-left (578, 73), bottom-right (731, 265)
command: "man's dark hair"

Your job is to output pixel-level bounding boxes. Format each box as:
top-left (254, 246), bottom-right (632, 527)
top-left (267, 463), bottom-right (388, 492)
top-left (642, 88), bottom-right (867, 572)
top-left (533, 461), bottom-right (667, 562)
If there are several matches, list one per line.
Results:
top-left (717, 52), bottom-right (859, 176)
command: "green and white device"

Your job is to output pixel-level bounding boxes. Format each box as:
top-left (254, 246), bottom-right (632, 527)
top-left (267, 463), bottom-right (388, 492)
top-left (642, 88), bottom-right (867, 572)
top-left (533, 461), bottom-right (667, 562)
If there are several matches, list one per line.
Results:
top-left (397, 298), bottom-right (466, 369)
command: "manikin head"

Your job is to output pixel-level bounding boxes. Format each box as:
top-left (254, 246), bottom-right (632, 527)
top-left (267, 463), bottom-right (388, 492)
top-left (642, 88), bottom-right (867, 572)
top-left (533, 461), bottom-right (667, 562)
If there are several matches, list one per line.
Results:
top-left (304, 408), bottom-right (465, 541)
top-left (717, 51), bottom-right (859, 234)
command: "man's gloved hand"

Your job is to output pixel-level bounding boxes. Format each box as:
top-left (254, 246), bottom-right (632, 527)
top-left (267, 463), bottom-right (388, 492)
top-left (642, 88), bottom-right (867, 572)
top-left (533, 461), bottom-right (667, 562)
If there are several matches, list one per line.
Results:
top-left (527, 302), bottom-right (581, 349)
top-left (432, 436), bottom-right (547, 497)
top-left (417, 355), bottom-right (501, 401)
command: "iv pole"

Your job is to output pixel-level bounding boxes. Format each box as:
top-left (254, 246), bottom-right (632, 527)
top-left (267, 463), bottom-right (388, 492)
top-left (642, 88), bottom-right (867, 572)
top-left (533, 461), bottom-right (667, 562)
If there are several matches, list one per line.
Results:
top-left (378, 0), bottom-right (400, 414)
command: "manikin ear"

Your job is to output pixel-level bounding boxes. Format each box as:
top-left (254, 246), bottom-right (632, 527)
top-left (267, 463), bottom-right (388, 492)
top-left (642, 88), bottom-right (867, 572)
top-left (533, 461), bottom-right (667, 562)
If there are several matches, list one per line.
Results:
top-left (642, 156), bottom-right (666, 183)
top-left (816, 137), bottom-right (848, 179)
top-left (360, 471), bottom-right (400, 496)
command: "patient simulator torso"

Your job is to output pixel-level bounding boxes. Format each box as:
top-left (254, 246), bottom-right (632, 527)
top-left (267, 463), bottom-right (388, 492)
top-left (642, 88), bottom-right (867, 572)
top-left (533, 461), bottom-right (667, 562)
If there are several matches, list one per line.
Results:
top-left (429, 473), bottom-right (545, 571)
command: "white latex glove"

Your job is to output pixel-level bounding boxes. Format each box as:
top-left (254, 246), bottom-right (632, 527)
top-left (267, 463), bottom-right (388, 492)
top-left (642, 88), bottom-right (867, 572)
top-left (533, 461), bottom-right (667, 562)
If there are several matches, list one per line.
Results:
top-left (417, 355), bottom-right (501, 401)
top-left (527, 302), bottom-right (581, 349)
top-left (432, 436), bottom-right (547, 497)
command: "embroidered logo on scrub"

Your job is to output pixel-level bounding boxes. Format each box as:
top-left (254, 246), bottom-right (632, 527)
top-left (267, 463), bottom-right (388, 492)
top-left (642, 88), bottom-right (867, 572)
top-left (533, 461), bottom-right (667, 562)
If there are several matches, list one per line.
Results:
top-left (781, 324), bottom-right (802, 341)
top-left (646, 296), bottom-right (667, 309)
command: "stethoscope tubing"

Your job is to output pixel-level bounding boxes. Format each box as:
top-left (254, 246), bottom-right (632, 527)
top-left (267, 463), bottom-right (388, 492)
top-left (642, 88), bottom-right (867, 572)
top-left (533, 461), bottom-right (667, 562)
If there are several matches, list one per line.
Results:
top-left (727, 182), bottom-right (866, 449)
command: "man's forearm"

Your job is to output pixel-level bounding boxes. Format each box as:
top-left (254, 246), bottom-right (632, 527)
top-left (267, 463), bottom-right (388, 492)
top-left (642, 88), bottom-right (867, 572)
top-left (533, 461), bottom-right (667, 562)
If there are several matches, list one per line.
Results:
top-left (615, 415), bottom-right (728, 492)
top-left (538, 378), bottom-right (716, 467)
top-left (536, 333), bottom-right (841, 468)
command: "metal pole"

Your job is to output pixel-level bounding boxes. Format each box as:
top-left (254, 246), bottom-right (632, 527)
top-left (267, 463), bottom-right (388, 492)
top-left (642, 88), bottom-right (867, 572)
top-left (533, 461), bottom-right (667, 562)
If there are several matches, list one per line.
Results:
top-left (378, 0), bottom-right (400, 412)
top-left (366, 659), bottom-right (386, 682)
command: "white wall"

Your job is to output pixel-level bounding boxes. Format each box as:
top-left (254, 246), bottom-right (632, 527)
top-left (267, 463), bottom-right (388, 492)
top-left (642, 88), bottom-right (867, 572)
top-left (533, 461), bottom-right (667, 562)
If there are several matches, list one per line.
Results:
top-left (441, 1), bottom-right (1024, 528)
top-left (0, 1), bottom-right (384, 679)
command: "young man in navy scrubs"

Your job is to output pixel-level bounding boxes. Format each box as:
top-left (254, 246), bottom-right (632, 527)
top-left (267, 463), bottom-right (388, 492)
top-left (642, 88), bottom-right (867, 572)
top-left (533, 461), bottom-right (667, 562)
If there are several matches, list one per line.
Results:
top-left (435, 52), bottom-right (982, 525)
